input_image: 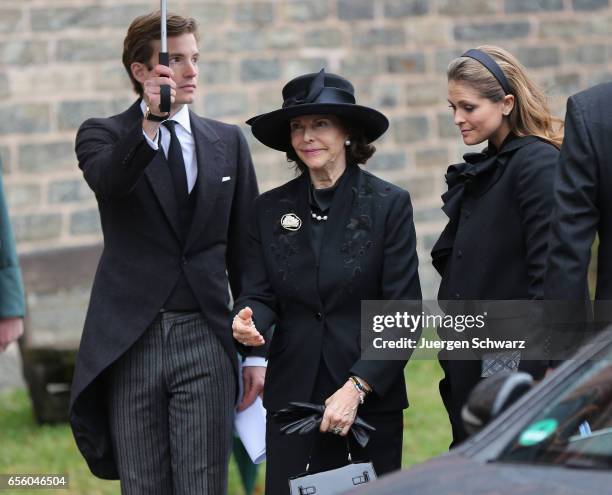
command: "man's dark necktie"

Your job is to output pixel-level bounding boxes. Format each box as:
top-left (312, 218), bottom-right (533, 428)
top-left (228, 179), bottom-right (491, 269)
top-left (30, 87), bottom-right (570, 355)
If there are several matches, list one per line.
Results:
top-left (163, 120), bottom-right (189, 204)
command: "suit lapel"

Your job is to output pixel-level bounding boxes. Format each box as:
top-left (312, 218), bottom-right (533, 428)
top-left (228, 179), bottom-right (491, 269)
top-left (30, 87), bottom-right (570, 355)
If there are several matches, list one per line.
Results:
top-left (295, 172), bottom-right (318, 276)
top-left (272, 174), bottom-right (320, 307)
top-left (318, 166), bottom-right (363, 309)
top-left (319, 165), bottom-right (359, 253)
top-left (145, 152), bottom-right (183, 242)
top-left (130, 99), bottom-right (182, 243)
top-left (294, 174), bottom-right (320, 306)
top-left (185, 113), bottom-right (225, 250)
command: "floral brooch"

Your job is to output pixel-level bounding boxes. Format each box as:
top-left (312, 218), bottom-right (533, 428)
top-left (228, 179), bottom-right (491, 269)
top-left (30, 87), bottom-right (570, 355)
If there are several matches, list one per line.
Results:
top-left (280, 213), bottom-right (302, 231)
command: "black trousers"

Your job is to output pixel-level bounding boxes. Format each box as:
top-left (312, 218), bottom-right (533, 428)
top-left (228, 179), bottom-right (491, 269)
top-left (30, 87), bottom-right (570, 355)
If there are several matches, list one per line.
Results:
top-left (438, 359), bottom-right (482, 447)
top-left (106, 312), bottom-right (236, 494)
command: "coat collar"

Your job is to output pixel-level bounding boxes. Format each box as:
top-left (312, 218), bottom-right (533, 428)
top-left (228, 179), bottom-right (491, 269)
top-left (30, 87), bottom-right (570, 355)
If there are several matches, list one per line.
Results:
top-left (446, 134), bottom-right (539, 199)
top-left (486, 134), bottom-right (539, 156)
top-left (120, 99), bottom-right (145, 125)
top-left (294, 164), bottom-right (359, 241)
top-left (431, 134), bottom-right (540, 276)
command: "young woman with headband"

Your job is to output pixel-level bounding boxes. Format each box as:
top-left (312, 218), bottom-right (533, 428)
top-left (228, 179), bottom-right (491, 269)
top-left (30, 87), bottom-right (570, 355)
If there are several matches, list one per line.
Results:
top-left (431, 45), bottom-right (563, 446)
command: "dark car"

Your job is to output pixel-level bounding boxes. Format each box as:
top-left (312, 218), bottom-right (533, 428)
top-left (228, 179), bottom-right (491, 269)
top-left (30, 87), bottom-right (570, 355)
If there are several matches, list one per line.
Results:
top-left (347, 331), bottom-right (612, 494)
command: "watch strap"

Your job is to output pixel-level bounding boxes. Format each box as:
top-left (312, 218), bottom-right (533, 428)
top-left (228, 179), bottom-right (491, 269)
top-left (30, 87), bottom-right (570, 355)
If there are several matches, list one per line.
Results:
top-left (145, 106), bottom-right (169, 122)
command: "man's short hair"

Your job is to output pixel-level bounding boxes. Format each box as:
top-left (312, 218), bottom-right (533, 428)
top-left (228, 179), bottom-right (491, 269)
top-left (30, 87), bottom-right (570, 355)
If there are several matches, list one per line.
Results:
top-left (122, 11), bottom-right (199, 96)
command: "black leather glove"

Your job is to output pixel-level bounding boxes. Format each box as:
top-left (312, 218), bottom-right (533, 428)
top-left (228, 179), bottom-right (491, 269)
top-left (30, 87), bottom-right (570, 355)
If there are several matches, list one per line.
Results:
top-left (272, 401), bottom-right (376, 448)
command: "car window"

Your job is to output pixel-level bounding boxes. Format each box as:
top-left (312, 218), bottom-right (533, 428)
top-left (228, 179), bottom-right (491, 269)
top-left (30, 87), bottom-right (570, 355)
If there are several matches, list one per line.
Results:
top-left (498, 347), bottom-right (612, 469)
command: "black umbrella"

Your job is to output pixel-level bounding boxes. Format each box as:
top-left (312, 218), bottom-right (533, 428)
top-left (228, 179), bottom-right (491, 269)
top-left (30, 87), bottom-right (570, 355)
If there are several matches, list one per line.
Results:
top-left (159, 0), bottom-right (171, 113)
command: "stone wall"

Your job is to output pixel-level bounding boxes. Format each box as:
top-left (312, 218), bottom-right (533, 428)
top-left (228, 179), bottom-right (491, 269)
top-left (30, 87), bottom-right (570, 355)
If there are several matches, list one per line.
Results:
top-left (1, 0), bottom-right (612, 298)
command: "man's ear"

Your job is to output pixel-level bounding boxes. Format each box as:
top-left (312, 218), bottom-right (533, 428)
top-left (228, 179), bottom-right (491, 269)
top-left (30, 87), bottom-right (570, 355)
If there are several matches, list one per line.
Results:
top-left (131, 62), bottom-right (149, 85)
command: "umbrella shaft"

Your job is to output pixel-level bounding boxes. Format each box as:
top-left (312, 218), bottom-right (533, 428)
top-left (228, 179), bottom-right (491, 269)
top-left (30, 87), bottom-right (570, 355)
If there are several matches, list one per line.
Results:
top-left (160, 0), bottom-right (167, 52)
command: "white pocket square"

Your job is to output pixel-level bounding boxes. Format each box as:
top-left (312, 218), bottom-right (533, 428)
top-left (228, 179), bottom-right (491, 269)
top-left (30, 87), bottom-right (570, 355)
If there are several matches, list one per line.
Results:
top-left (222, 176), bottom-right (231, 182)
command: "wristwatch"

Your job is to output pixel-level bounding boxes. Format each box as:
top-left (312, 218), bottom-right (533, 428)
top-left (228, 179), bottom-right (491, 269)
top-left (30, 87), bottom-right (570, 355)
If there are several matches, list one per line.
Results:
top-left (144, 105), bottom-right (169, 122)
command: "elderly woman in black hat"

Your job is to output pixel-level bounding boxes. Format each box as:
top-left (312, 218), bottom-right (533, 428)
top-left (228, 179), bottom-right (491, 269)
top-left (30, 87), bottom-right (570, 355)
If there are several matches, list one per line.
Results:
top-left (232, 69), bottom-right (421, 493)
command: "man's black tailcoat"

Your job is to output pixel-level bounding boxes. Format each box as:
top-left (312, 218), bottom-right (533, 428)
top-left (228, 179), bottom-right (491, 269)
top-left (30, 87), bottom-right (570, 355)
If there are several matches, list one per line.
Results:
top-left (69, 100), bottom-right (260, 478)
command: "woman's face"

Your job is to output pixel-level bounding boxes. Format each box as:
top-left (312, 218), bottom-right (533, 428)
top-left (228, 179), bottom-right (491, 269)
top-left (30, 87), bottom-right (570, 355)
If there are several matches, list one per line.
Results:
top-left (447, 79), bottom-right (511, 147)
top-left (289, 114), bottom-right (348, 172)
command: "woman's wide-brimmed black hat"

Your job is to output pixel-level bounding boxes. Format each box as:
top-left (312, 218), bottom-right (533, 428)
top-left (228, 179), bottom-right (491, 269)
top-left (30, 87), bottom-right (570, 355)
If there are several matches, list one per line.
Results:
top-left (246, 69), bottom-right (389, 152)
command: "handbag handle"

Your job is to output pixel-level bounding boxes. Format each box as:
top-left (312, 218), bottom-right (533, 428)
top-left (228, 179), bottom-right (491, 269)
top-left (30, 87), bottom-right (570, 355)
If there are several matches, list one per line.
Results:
top-left (304, 434), bottom-right (353, 473)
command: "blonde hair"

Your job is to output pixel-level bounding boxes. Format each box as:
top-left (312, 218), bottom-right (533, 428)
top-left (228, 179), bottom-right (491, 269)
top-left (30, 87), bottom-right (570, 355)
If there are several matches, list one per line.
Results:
top-left (447, 45), bottom-right (563, 148)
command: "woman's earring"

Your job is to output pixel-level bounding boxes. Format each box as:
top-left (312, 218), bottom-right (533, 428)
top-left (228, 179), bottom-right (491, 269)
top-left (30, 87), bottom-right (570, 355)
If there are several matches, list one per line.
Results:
top-left (345, 139), bottom-right (351, 146)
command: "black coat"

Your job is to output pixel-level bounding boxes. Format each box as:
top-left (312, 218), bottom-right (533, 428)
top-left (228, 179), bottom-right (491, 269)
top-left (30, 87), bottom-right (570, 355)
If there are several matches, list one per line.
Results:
top-left (69, 100), bottom-right (260, 479)
top-left (431, 135), bottom-right (558, 444)
top-left (546, 82), bottom-right (612, 302)
top-left (234, 165), bottom-right (422, 414)
top-left (432, 136), bottom-right (558, 301)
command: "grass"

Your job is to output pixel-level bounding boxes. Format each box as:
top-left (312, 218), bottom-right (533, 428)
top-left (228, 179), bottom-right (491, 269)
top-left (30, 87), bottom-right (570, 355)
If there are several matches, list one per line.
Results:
top-left (403, 359), bottom-right (452, 463)
top-left (0, 359), bottom-right (450, 494)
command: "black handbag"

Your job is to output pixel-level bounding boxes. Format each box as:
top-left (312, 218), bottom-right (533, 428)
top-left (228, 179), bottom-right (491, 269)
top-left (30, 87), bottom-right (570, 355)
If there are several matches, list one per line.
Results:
top-left (273, 402), bottom-right (378, 495)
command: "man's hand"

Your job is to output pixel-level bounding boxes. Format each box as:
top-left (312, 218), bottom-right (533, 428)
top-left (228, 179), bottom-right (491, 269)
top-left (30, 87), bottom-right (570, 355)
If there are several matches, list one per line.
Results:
top-left (142, 64), bottom-right (176, 139)
top-left (233, 307), bottom-right (265, 347)
top-left (238, 365), bottom-right (266, 412)
top-left (0, 317), bottom-right (24, 352)
top-left (143, 64), bottom-right (176, 115)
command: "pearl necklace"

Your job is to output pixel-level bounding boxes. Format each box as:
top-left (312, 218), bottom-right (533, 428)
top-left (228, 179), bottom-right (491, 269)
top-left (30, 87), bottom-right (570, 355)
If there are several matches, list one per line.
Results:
top-left (311, 211), bottom-right (328, 221)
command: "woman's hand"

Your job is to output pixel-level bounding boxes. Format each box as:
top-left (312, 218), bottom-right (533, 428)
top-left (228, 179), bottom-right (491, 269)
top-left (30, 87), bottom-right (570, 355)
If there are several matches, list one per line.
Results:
top-left (232, 306), bottom-right (265, 347)
top-left (319, 381), bottom-right (361, 436)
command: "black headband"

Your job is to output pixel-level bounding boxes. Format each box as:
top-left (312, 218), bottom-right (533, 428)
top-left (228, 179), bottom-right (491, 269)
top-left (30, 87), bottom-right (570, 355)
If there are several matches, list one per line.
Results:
top-left (461, 49), bottom-right (512, 95)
